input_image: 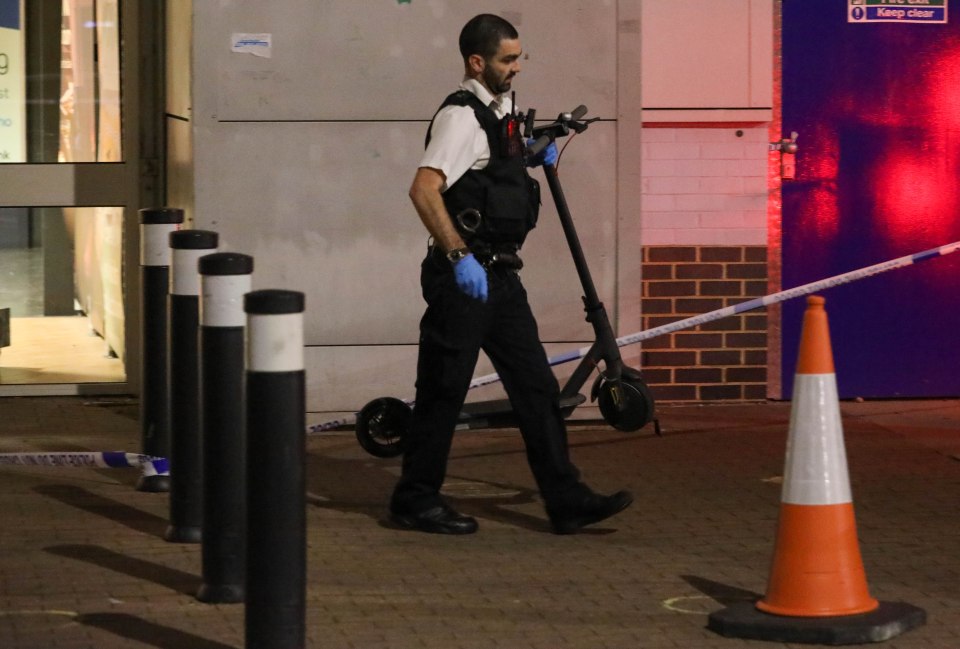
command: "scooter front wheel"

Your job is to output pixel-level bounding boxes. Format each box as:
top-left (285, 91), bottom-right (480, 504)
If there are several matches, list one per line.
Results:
top-left (355, 397), bottom-right (411, 458)
top-left (596, 377), bottom-right (655, 432)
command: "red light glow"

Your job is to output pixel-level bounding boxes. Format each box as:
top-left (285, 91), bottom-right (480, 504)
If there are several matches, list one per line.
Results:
top-left (870, 147), bottom-right (957, 244)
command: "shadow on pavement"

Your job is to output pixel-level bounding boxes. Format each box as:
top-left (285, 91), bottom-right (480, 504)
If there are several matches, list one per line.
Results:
top-left (682, 574), bottom-right (761, 607)
top-left (45, 544), bottom-right (198, 595)
top-left (33, 484), bottom-right (166, 537)
top-left (305, 445), bottom-right (563, 532)
top-left (77, 613), bottom-right (236, 649)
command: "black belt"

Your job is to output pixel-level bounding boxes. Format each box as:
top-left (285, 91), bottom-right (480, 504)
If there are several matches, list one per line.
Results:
top-left (477, 250), bottom-right (523, 271)
top-left (430, 244), bottom-right (523, 270)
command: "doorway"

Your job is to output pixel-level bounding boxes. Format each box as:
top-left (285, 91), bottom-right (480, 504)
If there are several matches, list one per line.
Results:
top-left (0, 0), bottom-right (162, 395)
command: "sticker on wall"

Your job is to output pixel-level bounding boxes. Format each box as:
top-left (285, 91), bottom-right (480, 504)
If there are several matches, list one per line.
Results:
top-left (231, 33), bottom-right (272, 58)
top-left (848, 0), bottom-right (947, 24)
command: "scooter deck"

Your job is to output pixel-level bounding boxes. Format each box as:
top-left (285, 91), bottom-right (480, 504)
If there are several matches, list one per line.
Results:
top-left (457, 393), bottom-right (587, 429)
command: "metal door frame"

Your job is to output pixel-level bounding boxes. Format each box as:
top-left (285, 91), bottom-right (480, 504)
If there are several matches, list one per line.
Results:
top-left (0, 0), bottom-right (164, 396)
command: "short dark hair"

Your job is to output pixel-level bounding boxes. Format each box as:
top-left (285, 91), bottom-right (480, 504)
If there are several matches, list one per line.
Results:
top-left (459, 14), bottom-right (518, 62)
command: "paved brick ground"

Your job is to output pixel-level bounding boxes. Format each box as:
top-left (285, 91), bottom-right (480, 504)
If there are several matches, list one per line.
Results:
top-left (0, 396), bottom-right (958, 648)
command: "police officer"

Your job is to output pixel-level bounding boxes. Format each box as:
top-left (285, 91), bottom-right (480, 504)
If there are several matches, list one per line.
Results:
top-left (389, 13), bottom-right (632, 535)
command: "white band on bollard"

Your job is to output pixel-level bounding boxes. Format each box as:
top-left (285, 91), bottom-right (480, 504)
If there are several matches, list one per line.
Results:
top-left (171, 248), bottom-right (211, 296)
top-left (202, 275), bottom-right (252, 328)
top-left (140, 223), bottom-right (180, 266)
top-left (247, 313), bottom-right (304, 372)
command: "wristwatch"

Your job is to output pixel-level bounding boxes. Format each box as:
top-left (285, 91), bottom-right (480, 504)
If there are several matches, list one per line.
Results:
top-left (446, 247), bottom-right (470, 263)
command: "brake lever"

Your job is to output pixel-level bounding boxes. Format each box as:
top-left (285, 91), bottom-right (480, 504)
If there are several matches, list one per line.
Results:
top-left (568, 117), bottom-right (599, 134)
top-left (525, 105), bottom-right (593, 155)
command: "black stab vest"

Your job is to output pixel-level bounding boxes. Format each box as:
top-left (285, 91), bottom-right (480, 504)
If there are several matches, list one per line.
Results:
top-left (425, 90), bottom-right (540, 246)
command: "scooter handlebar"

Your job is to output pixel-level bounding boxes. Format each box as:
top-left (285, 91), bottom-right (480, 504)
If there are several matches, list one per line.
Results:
top-left (526, 104), bottom-right (591, 156)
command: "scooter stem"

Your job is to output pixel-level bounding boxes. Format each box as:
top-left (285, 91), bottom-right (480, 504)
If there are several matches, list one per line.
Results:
top-left (543, 164), bottom-right (601, 309)
top-left (542, 164), bottom-right (625, 389)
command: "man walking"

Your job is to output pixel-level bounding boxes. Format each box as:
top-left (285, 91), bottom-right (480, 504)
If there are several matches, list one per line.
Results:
top-left (390, 13), bottom-right (632, 535)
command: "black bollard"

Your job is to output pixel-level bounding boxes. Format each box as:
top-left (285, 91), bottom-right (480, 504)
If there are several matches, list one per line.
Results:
top-left (245, 290), bottom-right (306, 649)
top-left (137, 207), bottom-right (184, 493)
top-left (164, 229), bottom-right (219, 544)
top-left (196, 252), bottom-right (254, 604)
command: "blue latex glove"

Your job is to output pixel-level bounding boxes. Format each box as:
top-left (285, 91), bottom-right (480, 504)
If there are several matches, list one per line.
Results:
top-left (452, 253), bottom-right (488, 302)
top-left (526, 139), bottom-right (559, 168)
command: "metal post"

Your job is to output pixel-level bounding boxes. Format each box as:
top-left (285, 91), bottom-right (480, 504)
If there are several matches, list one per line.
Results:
top-left (245, 290), bottom-right (306, 649)
top-left (165, 229), bottom-right (219, 543)
top-left (137, 207), bottom-right (183, 493)
top-left (196, 252), bottom-right (253, 604)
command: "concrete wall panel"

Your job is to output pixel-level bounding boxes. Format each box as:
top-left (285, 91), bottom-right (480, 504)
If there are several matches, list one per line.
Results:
top-left (188, 0), bottom-right (643, 416)
top-left (211, 1), bottom-right (618, 121)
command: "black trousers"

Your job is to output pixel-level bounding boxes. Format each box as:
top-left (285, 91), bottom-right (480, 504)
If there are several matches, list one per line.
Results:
top-left (391, 252), bottom-right (582, 514)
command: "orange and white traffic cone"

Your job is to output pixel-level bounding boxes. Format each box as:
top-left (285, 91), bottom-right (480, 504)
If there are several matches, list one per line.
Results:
top-left (756, 295), bottom-right (876, 617)
top-left (709, 296), bottom-right (925, 644)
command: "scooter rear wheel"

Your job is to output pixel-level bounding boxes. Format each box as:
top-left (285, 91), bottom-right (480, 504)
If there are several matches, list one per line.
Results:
top-left (597, 377), bottom-right (655, 432)
top-left (355, 397), bottom-right (411, 458)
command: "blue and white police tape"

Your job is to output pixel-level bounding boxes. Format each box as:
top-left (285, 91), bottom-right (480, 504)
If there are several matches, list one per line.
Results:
top-left (0, 452), bottom-right (169, 477)
top-left (307, 238), bottom-right (960, 434)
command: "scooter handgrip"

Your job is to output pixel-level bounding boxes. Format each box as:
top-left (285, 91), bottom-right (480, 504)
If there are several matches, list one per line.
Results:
top-left (527, 134), bottom-right (551, 156)
top-left (570, 105), bottom-right (588, 121)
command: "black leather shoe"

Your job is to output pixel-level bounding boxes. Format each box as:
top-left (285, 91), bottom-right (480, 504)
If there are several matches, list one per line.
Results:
top-left (547, 489), bottom-right (633, 535)
top-left (390, 504), bottom-right (478, 535)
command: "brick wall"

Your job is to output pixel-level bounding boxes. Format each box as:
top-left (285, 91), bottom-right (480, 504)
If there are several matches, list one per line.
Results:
top-left (641, 126), bottom-right (768, 247)
top-left (641, 245), bottom-right (768, 402)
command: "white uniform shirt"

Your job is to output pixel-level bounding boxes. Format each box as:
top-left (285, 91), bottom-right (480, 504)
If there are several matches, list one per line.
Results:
top-left (418, 78), bottom-right (512, 192)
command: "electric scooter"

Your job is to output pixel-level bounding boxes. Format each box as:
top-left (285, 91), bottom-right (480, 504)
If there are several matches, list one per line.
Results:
top-left (355, 105), bottom-right (657, 458)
